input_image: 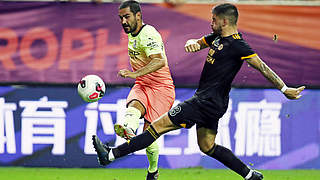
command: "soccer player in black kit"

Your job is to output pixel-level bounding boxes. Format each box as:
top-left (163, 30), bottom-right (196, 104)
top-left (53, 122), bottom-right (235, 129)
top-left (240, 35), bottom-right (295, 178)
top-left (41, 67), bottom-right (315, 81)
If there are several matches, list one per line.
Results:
top-left (92, 3), bottom-right (305, 180)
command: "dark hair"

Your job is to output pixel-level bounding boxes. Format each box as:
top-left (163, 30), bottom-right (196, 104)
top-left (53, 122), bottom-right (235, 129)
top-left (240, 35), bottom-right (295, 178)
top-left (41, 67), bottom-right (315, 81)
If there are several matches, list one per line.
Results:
top-left (119, 0), bottom-right (141, 15)
top-left (212, 3), bottom-right (238, 25)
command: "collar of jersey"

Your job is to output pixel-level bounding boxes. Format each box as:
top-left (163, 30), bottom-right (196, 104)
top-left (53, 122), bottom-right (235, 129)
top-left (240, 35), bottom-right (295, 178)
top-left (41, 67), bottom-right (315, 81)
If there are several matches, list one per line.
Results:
top-left (131, 24), bottom-right (147, 37)
top-left (222, 32), bottom-right (242, 40)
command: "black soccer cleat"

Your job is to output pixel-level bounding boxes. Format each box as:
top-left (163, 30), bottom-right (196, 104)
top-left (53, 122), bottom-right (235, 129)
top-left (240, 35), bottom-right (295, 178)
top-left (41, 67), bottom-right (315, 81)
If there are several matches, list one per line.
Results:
top-left (146, 170), bottom-right (159, 180)
top-left (248, 170), bottom-right (263, 180)
top-left (92, 135), bottom-right (111, 166)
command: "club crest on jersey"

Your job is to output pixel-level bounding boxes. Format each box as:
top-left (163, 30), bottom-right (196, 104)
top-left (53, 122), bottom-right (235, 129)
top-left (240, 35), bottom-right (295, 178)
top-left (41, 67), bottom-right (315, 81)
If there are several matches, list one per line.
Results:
top-left (169, 105), bottom-right (181, 117)
top-left (212, 37), bottom-right (220, 48)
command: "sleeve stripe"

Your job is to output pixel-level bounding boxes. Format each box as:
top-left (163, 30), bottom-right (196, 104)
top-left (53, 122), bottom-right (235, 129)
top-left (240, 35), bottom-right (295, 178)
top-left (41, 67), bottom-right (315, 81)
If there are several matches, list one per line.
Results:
top-left (202, 37), bottom-right (209, 46)
top-left (241, 53), bottom-right (257, 60)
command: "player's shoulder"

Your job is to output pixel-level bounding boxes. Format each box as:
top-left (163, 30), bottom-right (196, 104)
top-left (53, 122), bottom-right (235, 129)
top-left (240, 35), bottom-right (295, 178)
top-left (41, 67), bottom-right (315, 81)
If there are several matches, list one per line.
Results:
top-left (229, 33), bottom-right (254, 54)
top-left (229, 33), bottom-right (250, 46)
top-left (143, 24), bottom-right (159, 32)
top-left (228, 33), bottom-right (245, 44)
top-left (140, 24), bottom-right (161, 38)
top-left (231, 33), bottom-right (242, 40)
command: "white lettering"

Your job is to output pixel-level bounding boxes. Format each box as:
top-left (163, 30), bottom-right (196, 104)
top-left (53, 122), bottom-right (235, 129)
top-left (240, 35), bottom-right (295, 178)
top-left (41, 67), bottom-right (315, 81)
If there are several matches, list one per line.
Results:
top-left (0, 98), bottom-right (17, 154)
top-left (20, 96), bottom-right (68, 155)
top-left (234, 99), bottom-right (282, 157)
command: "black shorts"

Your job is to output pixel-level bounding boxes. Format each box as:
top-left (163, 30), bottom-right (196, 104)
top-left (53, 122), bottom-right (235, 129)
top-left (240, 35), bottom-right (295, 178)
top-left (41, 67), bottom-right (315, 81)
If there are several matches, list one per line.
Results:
top-left (168, 95), bottom-right (226, 134)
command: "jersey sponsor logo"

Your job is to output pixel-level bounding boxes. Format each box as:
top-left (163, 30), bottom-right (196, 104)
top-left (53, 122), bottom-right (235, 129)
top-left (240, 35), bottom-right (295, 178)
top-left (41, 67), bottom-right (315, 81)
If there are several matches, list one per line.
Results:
top-left (207, 49), bottom-right (215, 64)
top-left (209, 49), bottom-right (215, 56)
top-left (169, 105), bottom-right (181, 117)
top-left (206, 56), bottom-right (215, 64)
top-left (129, 50), bottom-right (140, 56)
top-left (128, 50), bottom-right (140, 59)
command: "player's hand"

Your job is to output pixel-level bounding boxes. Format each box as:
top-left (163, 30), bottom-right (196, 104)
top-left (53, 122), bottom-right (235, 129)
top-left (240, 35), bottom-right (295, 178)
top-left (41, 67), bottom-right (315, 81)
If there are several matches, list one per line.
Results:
top-left (184, 39), bottom-right (201, 52)
top-left (118, 69), bottom-right (138, 79)
top-left (283, 86), bottom-right (305, 100)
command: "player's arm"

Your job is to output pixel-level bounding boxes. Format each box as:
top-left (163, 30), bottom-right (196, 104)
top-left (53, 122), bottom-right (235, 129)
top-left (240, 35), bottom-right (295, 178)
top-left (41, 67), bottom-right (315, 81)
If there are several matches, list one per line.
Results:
top-left (118, 53), bottom-right (165, 79)
top-left (246, 55), bottom-right (305, 100)
top-left (184, 37), bottom-right (209, 53)
top-left (132, 53), bottom-right (165, 77)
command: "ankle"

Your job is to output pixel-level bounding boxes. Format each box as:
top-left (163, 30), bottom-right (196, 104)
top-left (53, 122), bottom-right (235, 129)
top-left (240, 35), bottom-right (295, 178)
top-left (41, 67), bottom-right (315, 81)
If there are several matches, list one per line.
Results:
top-left (108, 149), bottom-right (115, 161)
top-left (244, 169), bottom-right (253, 180)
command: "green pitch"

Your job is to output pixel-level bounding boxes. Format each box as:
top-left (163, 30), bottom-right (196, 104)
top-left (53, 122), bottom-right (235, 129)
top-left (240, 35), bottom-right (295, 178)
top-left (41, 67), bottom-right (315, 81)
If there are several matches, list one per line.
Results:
top-left (0, 167), bottom-right (320, 180)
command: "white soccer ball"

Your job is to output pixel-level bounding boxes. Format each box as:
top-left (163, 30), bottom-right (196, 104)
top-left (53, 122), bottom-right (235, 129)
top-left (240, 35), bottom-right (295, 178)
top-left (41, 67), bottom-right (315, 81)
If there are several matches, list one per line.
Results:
top-left (77, 75), bottom-right (106, 103)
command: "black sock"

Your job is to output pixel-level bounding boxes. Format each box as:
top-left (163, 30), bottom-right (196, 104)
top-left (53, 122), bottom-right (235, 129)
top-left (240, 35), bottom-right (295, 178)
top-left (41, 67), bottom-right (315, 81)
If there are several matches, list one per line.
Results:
top-left (112, 125), bottom-right (160, 158)
top-left (206, 144), bottom-right (250, 178)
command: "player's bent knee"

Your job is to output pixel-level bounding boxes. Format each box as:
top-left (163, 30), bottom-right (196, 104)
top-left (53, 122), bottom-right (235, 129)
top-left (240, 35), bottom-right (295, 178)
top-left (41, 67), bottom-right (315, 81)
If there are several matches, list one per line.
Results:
top-left (151, 113), bottom-right (179, 135)
top-left (198, 139), bottom-right (215, 153)
top-left (197, 127), bottom-right (216, 153)
top-left (202, 143), bottom-right (217, 156)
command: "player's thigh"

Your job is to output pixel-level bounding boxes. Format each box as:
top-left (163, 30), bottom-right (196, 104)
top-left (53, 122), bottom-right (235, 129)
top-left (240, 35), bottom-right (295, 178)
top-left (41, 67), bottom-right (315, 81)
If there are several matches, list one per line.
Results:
top-left (145, 86), bottom-right (175, 122)
top-left (196, 127), bottom-right (217, 152)
top-left (127, 84), bottom-right (147, 115)
top-left (151, 113), bottom-right (180, 135)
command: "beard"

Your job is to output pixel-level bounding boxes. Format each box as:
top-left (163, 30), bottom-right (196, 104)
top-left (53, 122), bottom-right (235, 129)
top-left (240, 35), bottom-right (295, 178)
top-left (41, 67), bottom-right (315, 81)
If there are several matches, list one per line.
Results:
top-left (212, 26), bottom-right (222, 36)
top-left (122, 21), bottom-right (138, 34)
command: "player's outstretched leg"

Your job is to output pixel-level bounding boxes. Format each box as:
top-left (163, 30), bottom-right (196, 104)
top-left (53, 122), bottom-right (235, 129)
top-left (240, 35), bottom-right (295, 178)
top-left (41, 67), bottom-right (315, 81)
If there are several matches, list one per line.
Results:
top-left (92, 135), bottom-right (112, 166)
top-left (206, 144), bottom-right (263, 180)
top-left (92, 124), bottom-right (162, 167)
top-left (146, 141), bottom-right (159, 180)
top-left (114, 106), bottom-right (141, 140)
top-left (92, 115), bottom-right (177, 169)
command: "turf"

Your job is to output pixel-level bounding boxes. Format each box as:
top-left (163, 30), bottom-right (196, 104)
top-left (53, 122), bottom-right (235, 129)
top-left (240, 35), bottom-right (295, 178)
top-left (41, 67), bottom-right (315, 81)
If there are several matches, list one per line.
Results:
top-left (0, 167), bottom-right (319, 180)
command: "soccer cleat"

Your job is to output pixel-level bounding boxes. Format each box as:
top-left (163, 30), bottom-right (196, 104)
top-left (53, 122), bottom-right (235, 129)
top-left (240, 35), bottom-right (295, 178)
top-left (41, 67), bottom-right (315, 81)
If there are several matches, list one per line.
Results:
top-left (146, 170), bottom-right (159, 180)
top-left (248, 170), bottom-right (263, 180)
top-left (92, 135), bottom-right (111, 166)
top-left (114, 124), bottom-right (136, 140)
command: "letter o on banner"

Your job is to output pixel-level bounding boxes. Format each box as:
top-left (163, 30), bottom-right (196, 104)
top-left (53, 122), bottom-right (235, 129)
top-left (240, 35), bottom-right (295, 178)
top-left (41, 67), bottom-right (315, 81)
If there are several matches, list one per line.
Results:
top-left (0, 28), bottom-right (18, 70)
top-left (20, 27), bottom-right (58, 70)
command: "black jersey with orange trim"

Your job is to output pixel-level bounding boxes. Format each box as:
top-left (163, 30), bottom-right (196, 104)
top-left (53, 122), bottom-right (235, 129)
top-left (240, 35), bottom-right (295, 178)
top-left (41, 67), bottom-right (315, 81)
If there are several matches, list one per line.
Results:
top-left (195, 32), bottom-right (256, 114)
